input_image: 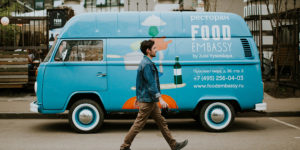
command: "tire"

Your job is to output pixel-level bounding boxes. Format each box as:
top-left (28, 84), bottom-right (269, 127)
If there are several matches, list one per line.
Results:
top-left (192, 114), bottom-right (200, 122)
top-left (199, 101), bottom-right (235, 132)
top-left (68, 99), bottom-right (104, 133)
top-left (192, 109), bottom-right (200, 122)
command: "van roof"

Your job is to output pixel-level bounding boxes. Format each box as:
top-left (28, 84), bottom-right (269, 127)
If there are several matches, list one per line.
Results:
top-left (59, 12), bottom-right (251, 39)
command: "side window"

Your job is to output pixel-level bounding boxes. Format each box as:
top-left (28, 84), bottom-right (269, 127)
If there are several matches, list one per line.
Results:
top-left (54, 40), bottom-right (103, 62)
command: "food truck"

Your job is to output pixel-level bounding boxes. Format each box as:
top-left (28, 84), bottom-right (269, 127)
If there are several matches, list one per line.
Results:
top-left (30, 12), bottom-right (266, 133)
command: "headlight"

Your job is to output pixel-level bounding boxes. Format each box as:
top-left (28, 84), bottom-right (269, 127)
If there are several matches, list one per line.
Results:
top-left (34, 82), bottom-right (37, 94)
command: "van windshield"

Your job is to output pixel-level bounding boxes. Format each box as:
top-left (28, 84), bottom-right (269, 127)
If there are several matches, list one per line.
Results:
top-left (43, 40), bottom-right (57, 62)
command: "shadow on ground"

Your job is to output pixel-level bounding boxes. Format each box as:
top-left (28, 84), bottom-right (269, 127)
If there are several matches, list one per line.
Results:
top-left (0, 88), bottom-right (35, 97)
top-left (31, 118), bottom-right (266, 134)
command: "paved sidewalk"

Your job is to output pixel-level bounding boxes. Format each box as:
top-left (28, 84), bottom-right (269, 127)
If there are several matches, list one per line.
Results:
top-left (0, 95), bottom-right (34, 113)
top-left (0, 93), bottom-right (299, 118)
top-left (263, 93), bottom-right (300, 113)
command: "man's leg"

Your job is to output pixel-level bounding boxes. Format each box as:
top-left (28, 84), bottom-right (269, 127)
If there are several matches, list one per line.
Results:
top-left (120, 102), bottom-right (154, 149)
top-left (151, 103), bottom-right (177, 149)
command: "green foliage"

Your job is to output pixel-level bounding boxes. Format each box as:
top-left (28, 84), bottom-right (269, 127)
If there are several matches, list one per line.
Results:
top-left (0, 25), bottom-right (21, 46)
top-left (0, 1), bottom-right (24, 46)
top-left (0, 1), bottom-right (26, 17)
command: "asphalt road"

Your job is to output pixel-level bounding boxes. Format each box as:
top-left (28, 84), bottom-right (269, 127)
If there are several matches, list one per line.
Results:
top-left (0, 117), bottom-right (299, 150)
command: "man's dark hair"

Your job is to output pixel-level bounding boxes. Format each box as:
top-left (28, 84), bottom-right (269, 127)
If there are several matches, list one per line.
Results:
top-left (140, 40), bottom-right (154, 55)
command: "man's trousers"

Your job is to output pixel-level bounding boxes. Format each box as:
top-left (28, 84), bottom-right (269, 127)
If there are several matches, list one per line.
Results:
top-left (120, 102), bottom-right (177, 149)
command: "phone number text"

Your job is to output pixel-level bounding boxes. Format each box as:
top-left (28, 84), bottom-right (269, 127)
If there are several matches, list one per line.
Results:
top-left (193, 75), bottom-right (244, 81)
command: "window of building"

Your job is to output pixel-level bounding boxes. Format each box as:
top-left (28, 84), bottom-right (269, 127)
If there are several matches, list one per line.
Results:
top-left (96, 0), bottom-right (124, 7)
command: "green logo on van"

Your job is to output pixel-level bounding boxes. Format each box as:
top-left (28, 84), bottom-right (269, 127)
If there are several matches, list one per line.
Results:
top-left (149, 26), bottom-right (159, 37)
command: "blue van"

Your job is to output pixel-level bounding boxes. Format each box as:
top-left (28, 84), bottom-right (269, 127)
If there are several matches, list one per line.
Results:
top-left (30, 12), bottom-right (266, 133)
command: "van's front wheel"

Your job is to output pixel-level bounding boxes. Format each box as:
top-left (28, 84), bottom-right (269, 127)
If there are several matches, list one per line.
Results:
top-left (69, 99), bottom-right (104, 133)
top-left (200, 101), bottom-right (235, 132)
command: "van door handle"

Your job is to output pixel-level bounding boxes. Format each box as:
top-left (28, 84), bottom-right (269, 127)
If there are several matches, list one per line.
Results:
top-left (96, 73), bottom-right (107, 77)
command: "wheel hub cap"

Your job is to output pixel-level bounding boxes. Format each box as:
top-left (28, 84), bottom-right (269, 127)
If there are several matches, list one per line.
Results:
top-left (79, 109), bottom-right (94, 124)
top-left (210, 108), bottom-right (225, 123)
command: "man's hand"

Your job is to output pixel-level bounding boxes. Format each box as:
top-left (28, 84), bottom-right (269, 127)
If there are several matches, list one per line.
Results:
top-left (159, 97), bottom-right (169, 109)
top-left (134, 100), bottom-right (139, 108)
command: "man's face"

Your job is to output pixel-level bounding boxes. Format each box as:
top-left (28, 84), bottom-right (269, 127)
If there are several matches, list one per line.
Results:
top-left (148, 44), bottom-right (157, 57)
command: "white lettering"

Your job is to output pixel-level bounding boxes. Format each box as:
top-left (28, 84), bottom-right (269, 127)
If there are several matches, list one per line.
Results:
top-left (212, 43), bottom-right (217, 52)
top-left (201, 25), bottom-right (210, 41)
top-left (223, 42), bottom-right (228, 52)
top-left (206, 43), bottom-right (211, 52)
top-left (212, 25), bottom-right (220, 40)
top-left (190, 15), bottom-right (231, 22)
top-left (192, 42), bottom-right (233, 54)
top-left (227, 42), bottom-right (232, 52)
top-left (222, 25), bottom-right (231, 40)
top-left (191, 25), bottom-right (199, 41)
top-left (192, 42), bottom-right (196, 52)
top-left (191, 25), bottom-right (231, 41)
top-left (217, 42), bottom-right (222, 51)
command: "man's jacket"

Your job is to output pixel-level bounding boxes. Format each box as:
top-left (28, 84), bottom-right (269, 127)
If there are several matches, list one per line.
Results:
top-left (136, 56), bottom-right (161, 102)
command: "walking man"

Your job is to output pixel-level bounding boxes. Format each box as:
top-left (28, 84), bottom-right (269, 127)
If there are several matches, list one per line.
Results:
top-left (120, 40), bottom-right (188, 150)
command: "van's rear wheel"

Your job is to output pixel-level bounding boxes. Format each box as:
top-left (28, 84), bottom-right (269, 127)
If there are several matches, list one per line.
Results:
top-left (200, 101), bottom-right (235, 132)
top-left (69, 99), bottom-right (104, 133)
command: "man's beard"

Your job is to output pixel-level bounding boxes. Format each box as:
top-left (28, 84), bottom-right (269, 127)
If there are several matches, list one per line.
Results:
top-left (150, 53), bottom-right (156, 57)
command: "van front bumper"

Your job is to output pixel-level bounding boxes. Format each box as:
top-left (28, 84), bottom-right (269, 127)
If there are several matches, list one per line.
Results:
top-left (254, 102), bottom-right (267, 111)
top-left (30, 101), bottom-right (39, 113)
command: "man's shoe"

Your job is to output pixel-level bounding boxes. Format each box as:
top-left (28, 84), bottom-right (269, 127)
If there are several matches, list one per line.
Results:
top-left (120, 147), bottom-right (131, 150)
top-left (174, 139), bottom-right (188, 150)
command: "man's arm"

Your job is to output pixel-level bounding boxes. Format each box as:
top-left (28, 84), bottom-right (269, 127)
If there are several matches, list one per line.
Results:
top-left (143, 64), bottom-right (168, 108)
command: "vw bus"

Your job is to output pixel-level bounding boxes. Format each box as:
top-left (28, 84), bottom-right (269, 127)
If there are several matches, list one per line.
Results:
top-left (30, 12), bottom-right (266, 133)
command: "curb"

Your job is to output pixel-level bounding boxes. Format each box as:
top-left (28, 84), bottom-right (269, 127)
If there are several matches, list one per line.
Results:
top-left (0, 113), bottom-right (68, 119)
top-left (0, 111), bottom-right (299, 119)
